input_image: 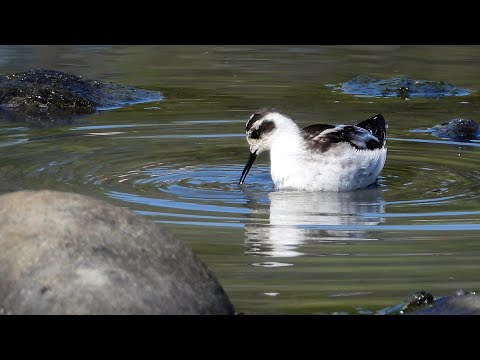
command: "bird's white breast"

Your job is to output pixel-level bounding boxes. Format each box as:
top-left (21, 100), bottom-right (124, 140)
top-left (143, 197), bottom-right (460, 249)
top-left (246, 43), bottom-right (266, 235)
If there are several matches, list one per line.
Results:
top-left (270, 140), bottom-right (387, 192)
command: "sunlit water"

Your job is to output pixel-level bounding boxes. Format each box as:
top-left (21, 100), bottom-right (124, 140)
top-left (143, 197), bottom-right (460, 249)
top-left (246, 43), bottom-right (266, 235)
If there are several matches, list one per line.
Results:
top-left (1, 45), bottom-right (480, 314)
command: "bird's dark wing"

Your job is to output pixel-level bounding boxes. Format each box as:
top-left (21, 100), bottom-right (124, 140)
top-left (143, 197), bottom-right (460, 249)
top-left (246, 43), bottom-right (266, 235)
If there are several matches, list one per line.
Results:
top-left (355, 114), bottom-right (386, 146)
top-left (301, 114), bottom-right (386, 152)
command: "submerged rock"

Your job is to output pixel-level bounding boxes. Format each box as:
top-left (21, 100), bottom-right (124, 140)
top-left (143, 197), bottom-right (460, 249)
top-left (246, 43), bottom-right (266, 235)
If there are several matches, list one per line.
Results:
top-left (0, 69), bottom-right (163, 126)
top-left (334, 74), bottom-right (470, 98)
top-left (0, 190), bottom-right (234, 315)
top-left (377, 289), bottom-right (480, 315)
top-left (413, 291), bottom-right (480, 315)
top-left (377, 290), bottom-right (436, 315)
top-left (401, 291), bottom-right (436, 313)
top-left (431, 118), bottom-right (479, 142)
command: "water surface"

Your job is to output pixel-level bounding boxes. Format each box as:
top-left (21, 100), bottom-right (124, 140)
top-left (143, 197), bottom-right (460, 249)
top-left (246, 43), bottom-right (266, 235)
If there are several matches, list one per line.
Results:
top-left (1, 45), bottom-right (480, 314)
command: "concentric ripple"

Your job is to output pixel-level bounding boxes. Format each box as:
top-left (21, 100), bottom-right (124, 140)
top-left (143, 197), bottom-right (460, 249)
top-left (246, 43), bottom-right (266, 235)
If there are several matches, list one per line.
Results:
top-left (2, 118), bottom-right (480, 264)
top-left (38, 133), bottom-right (478, 264)
top-left (102, 163), bottom-right (274, 228)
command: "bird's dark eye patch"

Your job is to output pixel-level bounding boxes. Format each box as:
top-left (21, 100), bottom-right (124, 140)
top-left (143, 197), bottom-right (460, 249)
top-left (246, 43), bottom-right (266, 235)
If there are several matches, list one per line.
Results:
top-left (246, 107), bottom-right (278, 131)
top-left (259, 120), bottom-right (275, 134)
top-left (250, 129), bottom-right (260, 139)
top-left (248, 120), bottom-right (275, 140)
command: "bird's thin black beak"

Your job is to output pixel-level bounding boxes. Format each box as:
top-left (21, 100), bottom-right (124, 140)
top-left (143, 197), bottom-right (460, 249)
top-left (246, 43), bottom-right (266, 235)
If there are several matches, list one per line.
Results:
top-left (239, 151), bottom-right (258, 185)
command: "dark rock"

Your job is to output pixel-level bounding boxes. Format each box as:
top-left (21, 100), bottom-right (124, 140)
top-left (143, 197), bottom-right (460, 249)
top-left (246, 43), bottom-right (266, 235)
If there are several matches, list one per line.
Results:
top-left (413, 292), bottom-right (480, 315)
top-left (431, 118), bottom-right (479, 142)
top-left (400, 290), bottom-right (436, 314)
top-left (376, 290), bottom-right (436, 315)
top-left (377, 289), bottom-right (480, 315)
top-left (0, 190), bottom-right (234, 315)
top-left (335, 74), bottom-right (470, 98)
top-left (0, 69), bottom-right (162, 126)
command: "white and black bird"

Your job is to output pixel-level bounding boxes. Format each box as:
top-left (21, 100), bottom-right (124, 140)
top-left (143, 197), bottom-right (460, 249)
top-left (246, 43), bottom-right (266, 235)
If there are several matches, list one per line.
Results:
top-left (239, 108), bottom-right (387, 191)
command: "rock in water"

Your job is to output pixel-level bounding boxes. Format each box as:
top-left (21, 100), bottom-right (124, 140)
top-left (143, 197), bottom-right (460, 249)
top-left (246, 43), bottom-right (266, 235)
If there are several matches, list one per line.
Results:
top-left (0, 190), bottom-right (234, 315)
top-left (431, 118), bottom-right (479, 142)
top-left (0, 69), bottom-right (163, 126)
top-left (377, 289), bottom-right (480, 315)
top-left (413, 293), bottom-right (480, 315)
top-left (334, 75), bottom-right (470, 98)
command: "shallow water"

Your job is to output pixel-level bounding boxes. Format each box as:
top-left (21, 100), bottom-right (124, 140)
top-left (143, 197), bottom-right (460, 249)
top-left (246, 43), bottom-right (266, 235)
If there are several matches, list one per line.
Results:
top-left (1, 45), bottom-right (480, 314)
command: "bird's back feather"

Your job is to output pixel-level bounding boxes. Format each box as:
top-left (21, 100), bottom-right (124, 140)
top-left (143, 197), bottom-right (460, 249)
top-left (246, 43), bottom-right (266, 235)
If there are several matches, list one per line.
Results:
top-left (301, 114), bottom-right (386, 151)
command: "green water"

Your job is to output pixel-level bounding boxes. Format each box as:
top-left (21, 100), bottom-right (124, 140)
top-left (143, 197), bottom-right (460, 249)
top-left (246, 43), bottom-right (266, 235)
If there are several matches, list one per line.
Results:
top-left (1, 45), bottom-right (480, 314)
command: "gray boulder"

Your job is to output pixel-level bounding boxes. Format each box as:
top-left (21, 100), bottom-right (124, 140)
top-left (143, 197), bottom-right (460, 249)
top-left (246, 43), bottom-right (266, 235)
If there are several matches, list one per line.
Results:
top-left (0, 190), bottom-right (234, 315)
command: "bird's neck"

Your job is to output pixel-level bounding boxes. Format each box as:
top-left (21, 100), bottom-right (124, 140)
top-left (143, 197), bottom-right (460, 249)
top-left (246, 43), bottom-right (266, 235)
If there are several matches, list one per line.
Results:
top-left (270, 126), bottom-right (304, 159)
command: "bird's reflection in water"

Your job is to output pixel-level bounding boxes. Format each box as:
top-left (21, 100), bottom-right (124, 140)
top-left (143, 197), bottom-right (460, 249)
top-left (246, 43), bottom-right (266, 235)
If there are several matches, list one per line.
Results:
top-left (245, 185), bottom-right (386, 260)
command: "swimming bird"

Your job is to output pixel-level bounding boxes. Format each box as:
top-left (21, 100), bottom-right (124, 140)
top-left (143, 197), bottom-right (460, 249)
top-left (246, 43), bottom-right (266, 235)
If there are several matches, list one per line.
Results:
top-left (239, 108), bottom-right (387, 191)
